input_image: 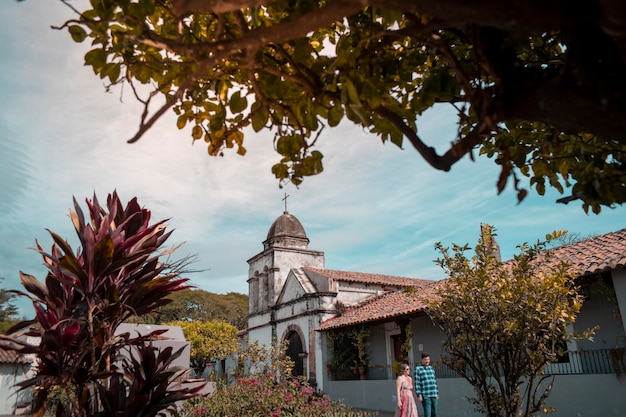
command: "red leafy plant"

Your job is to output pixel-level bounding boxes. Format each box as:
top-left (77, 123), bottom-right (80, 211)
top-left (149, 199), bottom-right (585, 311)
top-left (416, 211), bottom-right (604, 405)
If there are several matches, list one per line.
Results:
top-left (0, 191), bottom-right (205, 417)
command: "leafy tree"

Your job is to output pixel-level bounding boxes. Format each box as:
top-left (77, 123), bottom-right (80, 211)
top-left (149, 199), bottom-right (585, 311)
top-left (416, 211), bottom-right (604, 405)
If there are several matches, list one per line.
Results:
top-left (55, 0), bottom-right (626, 212)
top-left (0, 191), bottom-right (205, 417)
top-left (168, 319), bottom-right (239, 375)
top-left (134, 288), bottom-right (248, 329)
top-left (428, 225), bottom-right (594, 417)
top-left (0, 278), bottom-right (19, 333)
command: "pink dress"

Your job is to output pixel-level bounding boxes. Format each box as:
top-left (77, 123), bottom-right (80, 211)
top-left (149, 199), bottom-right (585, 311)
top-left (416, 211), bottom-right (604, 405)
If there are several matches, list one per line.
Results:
top-left (395, 376), bottom-right (419, 417)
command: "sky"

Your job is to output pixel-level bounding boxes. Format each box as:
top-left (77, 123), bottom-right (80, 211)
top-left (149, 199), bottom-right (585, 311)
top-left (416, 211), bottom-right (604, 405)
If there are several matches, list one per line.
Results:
top-left (1, 1), bottom-right (625, 317)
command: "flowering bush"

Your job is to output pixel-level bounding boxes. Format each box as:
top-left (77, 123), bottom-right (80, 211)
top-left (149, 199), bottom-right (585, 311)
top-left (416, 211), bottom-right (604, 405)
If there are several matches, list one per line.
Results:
top-left (185, 373), bottom-right (351, 417)
top-left (182, 341), bottom-right (366, 417)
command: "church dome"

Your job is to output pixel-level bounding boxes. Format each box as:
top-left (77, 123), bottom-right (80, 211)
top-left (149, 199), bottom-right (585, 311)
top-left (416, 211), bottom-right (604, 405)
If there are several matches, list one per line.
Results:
top-left (266, 211), bottom-right (307, 240)
top-left (264, 211), bottom-right (309, 250)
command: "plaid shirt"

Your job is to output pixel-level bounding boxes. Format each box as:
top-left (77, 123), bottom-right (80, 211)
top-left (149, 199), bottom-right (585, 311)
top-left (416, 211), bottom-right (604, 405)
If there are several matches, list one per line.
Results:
top-left (414, 364), bottom-right (439, 398)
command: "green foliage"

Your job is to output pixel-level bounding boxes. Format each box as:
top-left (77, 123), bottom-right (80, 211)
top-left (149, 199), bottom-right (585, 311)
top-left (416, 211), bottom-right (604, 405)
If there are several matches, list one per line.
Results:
top-left (169, 320), bottom-right (240, 374)
top-left (134, 289), bottom-right (248, 329)
top-left (232, 339), bottom-right (295, 380)
top-left (400, 322), bottom-right (413, 362)
top-left (428, 225), bottom-right (593, 417)
top-left (481, 122), bottom-right (626, 214)
top-left (0, 191), bottom-right (205, 417)
top-left (182, 340), bottom-right (362, 417)
top-left (0, 279), bottom-right (19, 333)
top-left (327, 325), bottom-right (370, 379)
top-left (355, 326), bottom-right (371, 366)
top-left (56, 0), bottom-right (626, 212)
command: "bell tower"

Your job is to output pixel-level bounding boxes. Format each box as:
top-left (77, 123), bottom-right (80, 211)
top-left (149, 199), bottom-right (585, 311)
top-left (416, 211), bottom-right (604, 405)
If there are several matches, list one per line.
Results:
top-left (247, 210), bottom-right (324, 315)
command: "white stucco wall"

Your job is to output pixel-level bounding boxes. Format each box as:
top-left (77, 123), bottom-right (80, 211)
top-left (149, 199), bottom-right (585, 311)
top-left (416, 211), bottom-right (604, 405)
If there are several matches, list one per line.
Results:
top-left (575, 273), bottom-right (626, 350)
top-left (115, 323), bottom-right (190, 370)
top-left (321, 273), bottom-right (626, 416)
top-left (326, 374), bottom-right (626, 417)
top-left (612, 269), bottom-right (626, 342)
top-left (247, 326), bottom-right (273, 347)
top-left (0, 363), bottom-right (32, 415)
top-left (336, 282), bottom-right (385, 306)
top-left (248, 247), bottom-right (324, 314)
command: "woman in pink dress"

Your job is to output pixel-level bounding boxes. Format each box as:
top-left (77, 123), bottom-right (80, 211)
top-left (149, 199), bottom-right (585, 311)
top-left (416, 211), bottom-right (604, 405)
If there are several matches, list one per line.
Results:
top-left (395, 363), bottom-right (419, 417)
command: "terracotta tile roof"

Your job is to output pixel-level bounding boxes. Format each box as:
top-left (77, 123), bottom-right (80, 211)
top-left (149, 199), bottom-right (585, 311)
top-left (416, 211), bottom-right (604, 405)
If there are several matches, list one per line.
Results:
top-left (0, 346), bottom-right (30, 364)
top-left (317, 281), bottom-right (442, 331)
top-left (547, 227), bottom-right (626, 276)
top-left (316, 227), bottom-right (626, 331)
top-left (303, 267), bottom-right (429, 288)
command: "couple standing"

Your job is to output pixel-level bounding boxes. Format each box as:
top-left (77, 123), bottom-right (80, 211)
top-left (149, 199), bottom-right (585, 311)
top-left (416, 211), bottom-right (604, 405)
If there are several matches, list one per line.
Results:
top-left (395, 353), bottom-right (439, 417)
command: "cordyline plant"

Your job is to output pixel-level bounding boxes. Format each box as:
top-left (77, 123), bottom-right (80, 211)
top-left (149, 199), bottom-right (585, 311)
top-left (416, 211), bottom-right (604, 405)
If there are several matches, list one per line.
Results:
top-left (0, 191), bottom-right (205, 417)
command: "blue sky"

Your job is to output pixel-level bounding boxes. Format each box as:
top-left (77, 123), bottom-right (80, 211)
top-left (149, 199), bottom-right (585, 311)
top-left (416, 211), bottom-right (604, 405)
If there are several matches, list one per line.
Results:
top-left (1, 1), bottom-right (625, 316)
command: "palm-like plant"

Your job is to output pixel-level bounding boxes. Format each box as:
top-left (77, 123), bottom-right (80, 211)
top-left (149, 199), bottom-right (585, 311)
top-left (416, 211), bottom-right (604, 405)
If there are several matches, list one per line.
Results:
top-left (0, 191), bottom-right (204, 417)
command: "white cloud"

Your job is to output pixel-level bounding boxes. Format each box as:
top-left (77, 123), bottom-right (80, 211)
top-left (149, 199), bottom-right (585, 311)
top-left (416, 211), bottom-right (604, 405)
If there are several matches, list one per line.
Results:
top-left (1, 1), bottom-right (625, 318)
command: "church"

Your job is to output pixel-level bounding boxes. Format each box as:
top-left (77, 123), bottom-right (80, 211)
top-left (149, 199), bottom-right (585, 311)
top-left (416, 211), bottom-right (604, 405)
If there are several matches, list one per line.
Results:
top-left (244, 209), bottom-right (439, 388)
top-left (243, 209), bottom-right (626, 416)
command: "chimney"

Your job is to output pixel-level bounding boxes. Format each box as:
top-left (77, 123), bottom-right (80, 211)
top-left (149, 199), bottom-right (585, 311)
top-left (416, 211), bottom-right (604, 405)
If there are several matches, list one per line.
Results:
top-left (480, 223), bottom-right (502, 261)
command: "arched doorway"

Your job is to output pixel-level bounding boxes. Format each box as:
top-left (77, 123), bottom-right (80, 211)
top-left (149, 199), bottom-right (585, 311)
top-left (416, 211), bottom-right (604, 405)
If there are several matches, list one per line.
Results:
top-left (285, 330), bottom-right (305, 377)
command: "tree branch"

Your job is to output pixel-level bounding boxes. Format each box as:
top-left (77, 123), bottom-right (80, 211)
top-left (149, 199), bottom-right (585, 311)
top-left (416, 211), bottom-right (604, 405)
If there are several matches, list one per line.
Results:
top-left (128, 0), bottom-right (365, 143)
top-left (171, 0), bottom-right (270, 16)
top-left (374, 106), bottom-right (488, 171)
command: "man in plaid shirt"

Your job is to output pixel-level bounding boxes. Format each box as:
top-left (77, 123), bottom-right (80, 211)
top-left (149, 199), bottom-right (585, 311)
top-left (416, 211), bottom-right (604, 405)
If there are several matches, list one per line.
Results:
top-left (414, 353), bottom-right (439, 417)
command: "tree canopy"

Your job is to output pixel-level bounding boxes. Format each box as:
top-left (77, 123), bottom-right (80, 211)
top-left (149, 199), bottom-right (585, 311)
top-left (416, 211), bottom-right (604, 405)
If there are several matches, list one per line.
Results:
top-left (0, 279), bottom-right (19, 333)
top-left (428, 225), bottom-right (593, 417)
top-left (169, 320), bottom-right (239, 374)
top-left (58, 0), bottom-right (626, 212)
top-left (132, 288), bottom-right (248, 329)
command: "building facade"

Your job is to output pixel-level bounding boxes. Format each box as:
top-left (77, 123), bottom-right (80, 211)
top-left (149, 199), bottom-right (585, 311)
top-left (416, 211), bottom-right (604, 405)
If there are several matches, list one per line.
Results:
top-left (245, 210), bottom-right (424, 387)
top-left (244, 211), bottom-right (626, 416)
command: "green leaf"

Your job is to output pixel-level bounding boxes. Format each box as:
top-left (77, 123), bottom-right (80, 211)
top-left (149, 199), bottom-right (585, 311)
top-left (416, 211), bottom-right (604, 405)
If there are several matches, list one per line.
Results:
top-left (209, 112), bottom-right (225, 133)
top-left (343, 79), bottom-right (362, 106)
top-left (389, 129), bottom-right (403, 147)
top-left (251, 105), bottom-right (269, 132)
top-left (300, 151), bottom-right (323, 176)
top-left (92, 234), bottom-right (114, 277)
top-left (68, 25), bottom-right (88, 43)
top-left (328, 103), bottom-right (344, 127)
top-left (271, 163), bottom-right (289, 180)
top-left (276, 135), bottom-right (303, 157)
top-left (229, 91), bottom-right (248, 113)
top-left (84, 48), bottom-right (107, 72)
top-left (292, 39), bottom-right (313, 64)
top-left (105, 63), bottom-right (121, 84)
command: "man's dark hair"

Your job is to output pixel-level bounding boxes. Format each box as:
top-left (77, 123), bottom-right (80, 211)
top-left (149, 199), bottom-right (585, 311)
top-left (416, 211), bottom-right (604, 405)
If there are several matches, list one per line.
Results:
top-left (421, 352), bottom-right (430, 358)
